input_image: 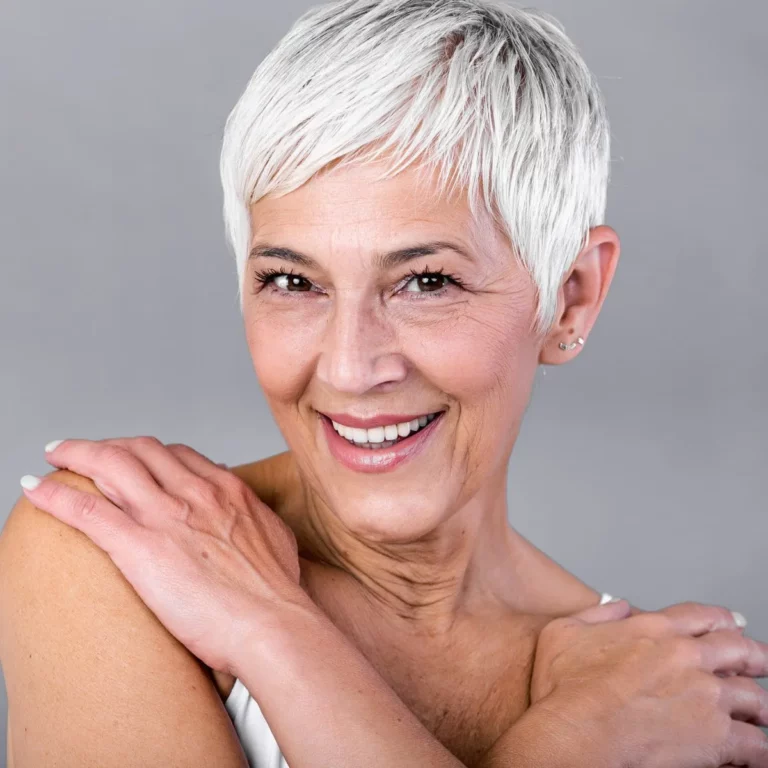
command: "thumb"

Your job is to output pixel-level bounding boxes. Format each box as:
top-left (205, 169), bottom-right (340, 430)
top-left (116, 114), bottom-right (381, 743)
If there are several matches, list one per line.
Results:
top-left (571, 598), bottom-right (632, 624)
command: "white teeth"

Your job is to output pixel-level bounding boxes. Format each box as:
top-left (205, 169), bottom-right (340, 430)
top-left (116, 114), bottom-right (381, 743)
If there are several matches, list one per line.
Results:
top-left (367, 426), bottom-right (385, 443)
top-left (330, 412), bottom-right (440, 448)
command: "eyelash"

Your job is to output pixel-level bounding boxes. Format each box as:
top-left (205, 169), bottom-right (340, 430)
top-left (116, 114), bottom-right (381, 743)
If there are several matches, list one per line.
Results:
top-left (252, 265), bottom-right (467, 297)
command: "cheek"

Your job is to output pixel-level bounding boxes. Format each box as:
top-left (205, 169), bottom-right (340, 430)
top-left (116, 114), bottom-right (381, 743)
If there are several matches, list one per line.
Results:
top-left (407, 302), bottom-right (535, 401)
top-left (244, 306), bottom-right (321, 403)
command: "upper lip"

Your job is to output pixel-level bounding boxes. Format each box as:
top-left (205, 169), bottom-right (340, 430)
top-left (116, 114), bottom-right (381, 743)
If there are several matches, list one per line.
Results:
top-left (319, 410), bottom-right (443, 429)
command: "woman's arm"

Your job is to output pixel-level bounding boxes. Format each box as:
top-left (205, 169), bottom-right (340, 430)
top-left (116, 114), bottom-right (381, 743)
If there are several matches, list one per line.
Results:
top-left (237, 597), bottom-right (465, 767)
top-left (1, 474), bottom-right (573, 768)
top-left (0, 472), bottom-right (249, 768)
top-left (18, 456), bottom-right (765, 768)
top-left (233, 594), bottom-right (768, 768)
top-left (232, 594), bottom-right (605, 768)
top-left (2, 469), bottom-right (586, 768)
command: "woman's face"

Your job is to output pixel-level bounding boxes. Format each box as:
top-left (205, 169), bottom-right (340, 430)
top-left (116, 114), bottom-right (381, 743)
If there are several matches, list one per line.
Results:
top-left (244, 160), bottom-right (542, 542)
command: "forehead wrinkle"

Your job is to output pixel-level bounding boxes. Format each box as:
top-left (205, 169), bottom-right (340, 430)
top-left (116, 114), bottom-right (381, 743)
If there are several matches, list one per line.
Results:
top-left (249, 189), bottom-right (510, 275)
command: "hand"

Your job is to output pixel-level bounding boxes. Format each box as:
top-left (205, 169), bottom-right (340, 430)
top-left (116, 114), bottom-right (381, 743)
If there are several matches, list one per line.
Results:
top-left (530, 599), bottom-right (768, 768)
top-left (20, 436), bottom-right (305, 676)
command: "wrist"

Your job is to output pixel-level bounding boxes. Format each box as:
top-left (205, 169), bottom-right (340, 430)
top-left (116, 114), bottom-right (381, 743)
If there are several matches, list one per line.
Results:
top-left (227, 586), bottom-right (327, 681)
top-left (480, 697), bottom-right (612, 768)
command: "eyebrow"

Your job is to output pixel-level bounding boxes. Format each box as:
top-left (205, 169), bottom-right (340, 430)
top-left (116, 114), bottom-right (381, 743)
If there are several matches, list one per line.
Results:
top-left (247, 240), bottom-right (475, 269)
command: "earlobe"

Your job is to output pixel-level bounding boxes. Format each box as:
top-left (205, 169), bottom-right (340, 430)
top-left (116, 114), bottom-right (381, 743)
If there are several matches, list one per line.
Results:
top-left (558, 336), bottom-right (585, 352)
top-left (536, 225), bottom-right (620, 367)
top-left (538, 329), bottom-right (586, 366)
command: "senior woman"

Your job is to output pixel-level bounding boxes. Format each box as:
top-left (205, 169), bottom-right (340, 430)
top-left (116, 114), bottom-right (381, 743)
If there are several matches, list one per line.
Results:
top-left (2, 0), bottom-right (767, 766)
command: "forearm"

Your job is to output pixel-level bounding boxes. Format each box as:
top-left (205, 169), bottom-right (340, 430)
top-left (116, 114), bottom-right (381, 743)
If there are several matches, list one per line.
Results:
top-left (231, 596), bottom-right (613, 768)
top-left (231, 596), bottom-right (464, 768)
top-left (478, 697), bottom-right (614, 768)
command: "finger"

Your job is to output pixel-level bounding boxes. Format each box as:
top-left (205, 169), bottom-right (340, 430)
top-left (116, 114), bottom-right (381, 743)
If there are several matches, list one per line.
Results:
top-left (694, 630), bottom-right (768, 678)
top-left (721, 720), bottom-right (768, 767)
top-left (654, 601), bottom-right (748, 637)
top-left (99, 436), bottom-right (205, 497)
top-left (718, 676), bottom-right (768, 726)
top-left (43, 438), bottom-right (165, 513)
top-left (20, 472), bottom-right (139, 556)
top-left (166, 443), bottom-right (234, 484)
top-left (569, 598), bottom-right (632, 624)
top-left (167, 446), bottom-right (247, 507)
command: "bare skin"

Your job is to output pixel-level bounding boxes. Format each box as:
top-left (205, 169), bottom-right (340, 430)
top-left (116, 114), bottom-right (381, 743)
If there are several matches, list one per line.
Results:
top-left (209, 451), bottom-right (623, 766)
top-left (4, 157), bottom-right (623, 767)
top-left (2, 452), bottom-right (613, 768)
top-left (203, 156), bottom-right (621, 764)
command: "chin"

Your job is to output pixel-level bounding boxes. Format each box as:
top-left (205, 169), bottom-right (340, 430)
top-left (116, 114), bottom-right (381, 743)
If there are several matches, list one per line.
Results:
top-left (330, 489), bottom-right (454, 544)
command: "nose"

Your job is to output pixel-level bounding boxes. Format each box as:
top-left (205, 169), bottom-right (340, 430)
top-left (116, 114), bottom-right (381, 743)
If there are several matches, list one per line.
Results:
top-left (315, 291), bottom-right (407, 395)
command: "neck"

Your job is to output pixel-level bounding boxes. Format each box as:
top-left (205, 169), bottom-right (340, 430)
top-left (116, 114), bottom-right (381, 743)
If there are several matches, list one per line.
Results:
top-left (275, 456), bottom-right (529, 634)
top-left (236, 451), bottom-right (603, 635)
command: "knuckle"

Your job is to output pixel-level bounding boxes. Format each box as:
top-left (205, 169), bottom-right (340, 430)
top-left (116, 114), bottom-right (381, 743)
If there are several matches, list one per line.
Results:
top-left (714, 604), bottom-right (738, 628)
top-left (223, 474), bottom-right (253, 503)
top-left (168, 495), bottom-right (194, 521)
top-left (677, 600), bottom-right (722, 628)
top-left (186, 478), bottom-right (221, 508)
top-left (166, 442), bottom-right (191, 455)
top-left (74, 493), bottom-right (100, 520)
top-left (132, 435), bottom-right (164, 450)
top-left (633, 611), bottom-right (674, 637)
top-left (99, 443), bottom-right (131, 467)
top-left (696, 603), bottom-right (736, 631)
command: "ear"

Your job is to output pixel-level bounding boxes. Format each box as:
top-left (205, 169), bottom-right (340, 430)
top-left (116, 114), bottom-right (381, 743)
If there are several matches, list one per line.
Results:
top-left (538, 225), bottom-right (621, 365)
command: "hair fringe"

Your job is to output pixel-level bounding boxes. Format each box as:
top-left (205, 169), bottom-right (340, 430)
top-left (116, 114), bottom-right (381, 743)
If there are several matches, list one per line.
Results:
top-left (219, 0), bottom-right (611, 337)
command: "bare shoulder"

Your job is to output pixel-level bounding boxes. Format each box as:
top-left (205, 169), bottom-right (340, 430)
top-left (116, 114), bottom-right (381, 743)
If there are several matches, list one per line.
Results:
top-left (0, 469), bottom-right (247, 767)
top-left (227, 450), bottom-right (296, 510)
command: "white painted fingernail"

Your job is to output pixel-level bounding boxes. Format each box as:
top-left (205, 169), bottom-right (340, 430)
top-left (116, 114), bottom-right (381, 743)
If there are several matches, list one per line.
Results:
top-left (731, 611), bottom-right (747, 628)
top-left (45, 440), bottom-right (65, 453)
top-left (20, 474), bottom-right (41, 490)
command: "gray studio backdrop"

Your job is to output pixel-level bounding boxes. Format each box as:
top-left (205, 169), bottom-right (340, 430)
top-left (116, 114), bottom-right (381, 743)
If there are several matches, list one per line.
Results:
top-left (1, 0), bottom-right (766, 763)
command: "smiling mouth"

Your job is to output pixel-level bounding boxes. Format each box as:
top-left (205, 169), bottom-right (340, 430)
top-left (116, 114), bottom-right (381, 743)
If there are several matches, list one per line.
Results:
top-left (322, 411), bottom-right (444, 449)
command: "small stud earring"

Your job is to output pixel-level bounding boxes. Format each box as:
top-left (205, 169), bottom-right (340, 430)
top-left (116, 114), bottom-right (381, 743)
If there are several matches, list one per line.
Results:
top-left (559, 336), bottom-right (585, 351)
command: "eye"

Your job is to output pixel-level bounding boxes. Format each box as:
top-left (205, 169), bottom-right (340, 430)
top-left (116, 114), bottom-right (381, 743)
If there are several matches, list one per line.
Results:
top-left (403, 272), bottom-right (448, 292)
top-left (253, 268), bottom-right (314, 292)
top-left (400, 267), bottom-right (465, 295)
top-left (274, 273), bottom-right (312, 292)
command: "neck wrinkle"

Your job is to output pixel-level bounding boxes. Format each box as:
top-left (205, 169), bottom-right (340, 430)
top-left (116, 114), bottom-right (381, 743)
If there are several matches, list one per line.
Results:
top-left (281, 459), bottom-right (520, 635)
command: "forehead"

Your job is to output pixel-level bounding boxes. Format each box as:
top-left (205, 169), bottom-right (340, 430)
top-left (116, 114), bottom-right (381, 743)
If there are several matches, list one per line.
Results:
top-left (249, 160), bottom-right (505, 260)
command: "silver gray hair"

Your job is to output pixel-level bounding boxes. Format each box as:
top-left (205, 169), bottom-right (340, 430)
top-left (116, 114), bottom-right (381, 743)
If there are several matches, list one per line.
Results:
top-left (219, 0), bottom-right (611, 337)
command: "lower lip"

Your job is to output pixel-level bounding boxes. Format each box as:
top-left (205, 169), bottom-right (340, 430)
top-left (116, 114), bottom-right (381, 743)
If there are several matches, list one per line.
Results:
top-left (318, 412), bottom-right (444, 474)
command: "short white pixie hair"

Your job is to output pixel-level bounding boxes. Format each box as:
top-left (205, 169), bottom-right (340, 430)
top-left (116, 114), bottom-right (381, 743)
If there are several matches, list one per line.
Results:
top-left (219, 0), bottom-right (611, 337)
